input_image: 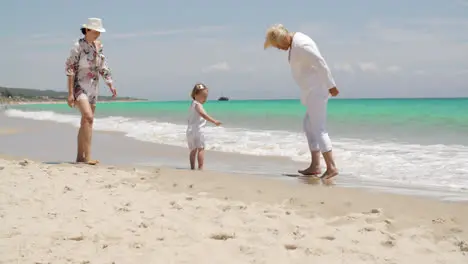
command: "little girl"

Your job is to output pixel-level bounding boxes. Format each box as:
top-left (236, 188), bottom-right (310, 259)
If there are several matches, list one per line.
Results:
top-left (186, 83), bottom-right (222, 170)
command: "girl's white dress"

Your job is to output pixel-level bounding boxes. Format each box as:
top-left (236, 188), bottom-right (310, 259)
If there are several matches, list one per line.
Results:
top-left (186, 100), bottom-right (207, 150)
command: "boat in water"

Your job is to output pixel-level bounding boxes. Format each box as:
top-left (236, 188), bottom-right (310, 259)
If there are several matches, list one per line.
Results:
top-left (217, 96), bottom-right (229, 101)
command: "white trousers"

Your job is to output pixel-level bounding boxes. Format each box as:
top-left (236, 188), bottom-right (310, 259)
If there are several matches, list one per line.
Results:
top-left (302, 96), bottom-right (332, 153)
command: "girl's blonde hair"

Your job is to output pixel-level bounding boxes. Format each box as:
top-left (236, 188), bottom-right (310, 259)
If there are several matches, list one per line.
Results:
top-left (191, 83), bottom-right (208, 99)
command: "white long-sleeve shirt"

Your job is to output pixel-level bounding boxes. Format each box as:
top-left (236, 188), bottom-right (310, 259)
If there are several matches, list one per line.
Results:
top-left (288, 32), bottom-right (336, 105)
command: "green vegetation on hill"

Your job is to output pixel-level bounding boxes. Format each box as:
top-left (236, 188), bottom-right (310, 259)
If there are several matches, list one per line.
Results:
top-left (0, 86), bottom-right (145, 102)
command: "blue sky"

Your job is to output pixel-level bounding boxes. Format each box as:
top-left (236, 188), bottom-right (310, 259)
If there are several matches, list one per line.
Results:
top-left (1, 0), bottom-right (467, 100)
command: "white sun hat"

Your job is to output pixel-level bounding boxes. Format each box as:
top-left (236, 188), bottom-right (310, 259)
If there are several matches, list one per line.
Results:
top-left (82, 18), bottom-right (106, 33)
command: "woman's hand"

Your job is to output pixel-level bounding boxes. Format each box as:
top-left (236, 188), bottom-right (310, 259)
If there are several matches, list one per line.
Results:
top-left (67, 94), bottom-right (75, 108)
top-left (329, 87), bottom-right (339, 97)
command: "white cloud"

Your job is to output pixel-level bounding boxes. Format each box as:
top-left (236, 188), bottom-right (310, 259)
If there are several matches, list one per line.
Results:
top-left (335, 63), bottom-right (400, 74)
top-left (328, 19), bottom-right (468, 71)
top-left (414, 70), bottom-right (427, 75)
top-left (407, 17), bottom-right (468, 27)
top-left (109, 25), bottom-right (227, 40)
top-left (109, 30), bottom-right (185, 39)
top-left (386, 65), bottom-right (401, 73)
top-left (20, 25), bottom-right (227, 45)
top-left (29, 33), bottom-right (50, 39)
top-left (457, 0), bottom-right (468, 7)
top-left (202, 62), bottom-right (230, 73)
top-left (297, 23), bottom-right (326, 38)
top-left (367, 22), bottom-right (438, 43)
top-left (358, 62), bottom-right (378, 72)
top-left (333, 63), bottom-right (354, 73)
top-left (453, 69), bottom-right (468, 76)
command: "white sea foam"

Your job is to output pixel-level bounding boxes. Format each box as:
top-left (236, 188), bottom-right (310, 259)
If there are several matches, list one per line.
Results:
top-left (5, 109), bottom-right (468, 192)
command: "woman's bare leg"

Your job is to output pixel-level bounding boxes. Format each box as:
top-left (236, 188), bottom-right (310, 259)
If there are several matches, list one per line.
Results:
top-left (322, 150), bottom-right (338, 179)
top-left (298, 150), bottom-right (321, 175)
top-left (85, 104), bottom-right (96, 162)
top-left (75, 100), bottom-right (97, 164)
top-left (76, 126), bottom-right (85, 162)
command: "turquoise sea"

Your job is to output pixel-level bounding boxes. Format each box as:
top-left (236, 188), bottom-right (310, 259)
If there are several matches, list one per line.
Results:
top-left (4, 98), bottom-right (468, 193)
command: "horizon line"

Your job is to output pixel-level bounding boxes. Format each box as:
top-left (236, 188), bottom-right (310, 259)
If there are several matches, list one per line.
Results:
top-left (2, 86), bottom-right (467, 102)
top-left (146, 96), bottom-right (468, 103)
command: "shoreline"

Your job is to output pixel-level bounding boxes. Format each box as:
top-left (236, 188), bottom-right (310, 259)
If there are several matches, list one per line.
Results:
top-left (0, 155), bottom-right (467, 262)
top-left (1, 99), bottom-right (147, 105)
top-left (1, 111), bottom-right (468, 203)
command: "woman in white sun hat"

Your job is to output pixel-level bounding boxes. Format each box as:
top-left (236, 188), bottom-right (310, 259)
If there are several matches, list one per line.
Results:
top-left (65, 18), bottom-right (117, 165)
top-left (263, 23), bottom-right (339, 180)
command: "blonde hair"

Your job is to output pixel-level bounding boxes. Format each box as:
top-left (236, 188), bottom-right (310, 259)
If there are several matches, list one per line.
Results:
top-left (191, 83), bottom-right (208, 99)
top-left (264, 24), bottom-right (290, 48)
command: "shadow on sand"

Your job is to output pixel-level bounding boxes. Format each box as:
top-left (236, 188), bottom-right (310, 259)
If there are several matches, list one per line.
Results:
top-left (42, 161), bottom-right (76, 165)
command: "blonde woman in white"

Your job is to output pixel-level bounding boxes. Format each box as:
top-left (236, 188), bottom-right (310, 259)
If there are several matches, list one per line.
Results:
top-left (264, 24), bottom-right (340, 179)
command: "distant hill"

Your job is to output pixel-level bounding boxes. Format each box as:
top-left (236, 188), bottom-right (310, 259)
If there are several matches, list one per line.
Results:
top-left (0, 86), bottom-right (145, 101)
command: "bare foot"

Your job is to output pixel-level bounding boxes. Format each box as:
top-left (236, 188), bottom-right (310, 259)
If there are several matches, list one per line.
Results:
top-left (321, 169), bottom-right (338, 179)
top-left (85, 160), bottom-right (99, 165)
top-left (298, 167), bottom-right (321, 176)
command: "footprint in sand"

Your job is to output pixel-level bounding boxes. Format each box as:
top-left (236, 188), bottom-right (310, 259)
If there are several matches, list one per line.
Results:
top-left (239, 245), bottom-right (254, 254)
top-left (381, 240), bottom-right (396, 247)
top-left (456, 241), bottom-right (468, 252)
top-left (449, 227), bottom-right (463, 234)
top-left (66, 234), bottom-right (85, 241)
top-left (359, 226), bottom-right (377, 232)
top-left (432, 218), bottom-right (446, 224)
top-left (210, 232), bottom-right (235, 240)
top-left (138, 222), bottom-right (148, 228)
top-left (284, 244), bottom-right (298, 250)
top-left (321, 235), bottom-right (336, 241)
top-left (169, 201), bottom-right (183, 210)
top-left (292, 230), bottom-right (306, 240)
top-left (130, 242), bottom-right (143, 249)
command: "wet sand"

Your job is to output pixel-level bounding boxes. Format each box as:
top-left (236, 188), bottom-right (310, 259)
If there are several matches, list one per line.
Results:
top-left (1, 113), bottom-right (467, 202)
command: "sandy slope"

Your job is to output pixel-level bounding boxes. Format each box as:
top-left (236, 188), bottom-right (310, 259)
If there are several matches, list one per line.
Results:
top-left (0, 158), bottom-right (467, 263)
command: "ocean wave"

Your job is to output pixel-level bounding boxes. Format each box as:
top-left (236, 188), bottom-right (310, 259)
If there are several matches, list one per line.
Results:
top-left (5, 108), bottom-right (468, 191)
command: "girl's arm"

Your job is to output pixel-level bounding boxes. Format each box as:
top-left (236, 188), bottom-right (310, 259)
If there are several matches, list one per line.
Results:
top-left (195, 103), bottom-right (221, 126)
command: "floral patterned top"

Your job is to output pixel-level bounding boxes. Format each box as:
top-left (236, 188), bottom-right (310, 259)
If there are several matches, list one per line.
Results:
top-left (65, 38), bottom-right (113, 104)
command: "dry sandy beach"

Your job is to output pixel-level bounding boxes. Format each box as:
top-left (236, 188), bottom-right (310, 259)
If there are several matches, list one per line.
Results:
top-left (0, 157), bottom-right (467, 263)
